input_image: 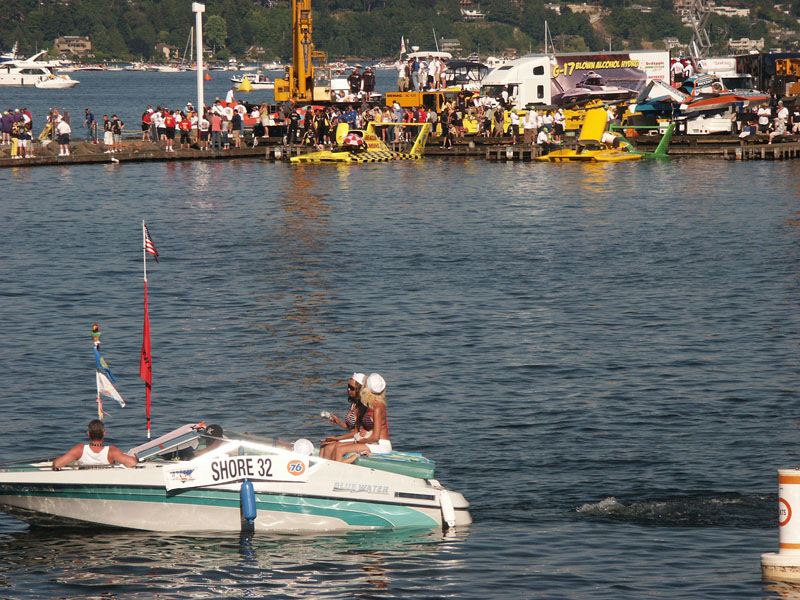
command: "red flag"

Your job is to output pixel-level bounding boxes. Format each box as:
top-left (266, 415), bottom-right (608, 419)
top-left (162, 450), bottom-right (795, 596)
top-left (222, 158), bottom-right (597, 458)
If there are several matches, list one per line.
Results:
top-left (400, 37), bottom-right (406, 55)
top-left (140, 280), bottom-right (152, 435)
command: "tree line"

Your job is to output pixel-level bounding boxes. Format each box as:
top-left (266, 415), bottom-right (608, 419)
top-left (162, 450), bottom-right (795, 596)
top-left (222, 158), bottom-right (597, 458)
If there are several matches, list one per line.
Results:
top-left (0, 0), bottom-right (790, 62)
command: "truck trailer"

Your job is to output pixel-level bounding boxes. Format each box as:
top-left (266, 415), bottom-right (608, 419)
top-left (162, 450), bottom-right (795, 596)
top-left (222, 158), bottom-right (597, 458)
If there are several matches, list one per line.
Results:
top-left (480, 50), bottom-right (670, 109)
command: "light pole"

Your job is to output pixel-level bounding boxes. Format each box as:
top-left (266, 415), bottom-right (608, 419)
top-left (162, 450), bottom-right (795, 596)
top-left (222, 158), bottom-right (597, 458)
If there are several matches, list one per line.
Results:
top-left (192, 2), bottom-right (205, 120)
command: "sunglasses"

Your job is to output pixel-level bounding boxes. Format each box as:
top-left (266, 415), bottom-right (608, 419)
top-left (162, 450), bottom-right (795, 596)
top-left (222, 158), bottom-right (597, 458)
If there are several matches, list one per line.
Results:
top-left (347, 384), bottom-right (357, 391)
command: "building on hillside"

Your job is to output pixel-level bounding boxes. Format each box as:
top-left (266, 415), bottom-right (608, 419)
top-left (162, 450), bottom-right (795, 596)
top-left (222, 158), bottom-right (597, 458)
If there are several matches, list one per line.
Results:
top-left (566, 3), bottom-right (608, 23)
top-left (461, 8), bottom-right (485, 19)
top-left (54, 36), bottom-right (91, 56)
top-left (155, 43), bottom-right (178, 60)
top-left (460, 0), bottom-right (485, 19)
top-left (439, 38), bottom-right (463, 56)
top-left (711, 6), bottom-right (749, 17)
top-left (728, 37), bottom-right (765, 52)
top-left (663, 37), bottom-right (682, 50)
top-left (566, 2), bottom-right (601, 13)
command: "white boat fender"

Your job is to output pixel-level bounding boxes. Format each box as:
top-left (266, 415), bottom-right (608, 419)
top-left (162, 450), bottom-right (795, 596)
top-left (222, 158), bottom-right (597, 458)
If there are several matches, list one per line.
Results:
top-left (428, 479), bottom-right (456, 529)
top-left (439, 489), bottom-right (456, 529)
top-left (241, 478), bottom-right (257, 524)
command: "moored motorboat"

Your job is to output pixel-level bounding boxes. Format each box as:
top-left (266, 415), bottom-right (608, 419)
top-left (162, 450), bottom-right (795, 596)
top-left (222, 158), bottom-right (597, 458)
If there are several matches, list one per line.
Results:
top-left (231, 71), bottom-right (274, 90)
top-left (0, 50), bottom-right (79, 87)
top-left (34, 74), bottom-right (80, 89)
top-left (0, 421), bottom-right (471, 532)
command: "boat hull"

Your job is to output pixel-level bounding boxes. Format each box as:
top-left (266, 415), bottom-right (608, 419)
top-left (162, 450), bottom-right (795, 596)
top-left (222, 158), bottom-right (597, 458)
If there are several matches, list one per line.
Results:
top-left (0, 462), bottom-right (471, 532)
top-left (34, 78), bottom-right (79, 89)
top-left (536, 148), bottom-right (642, 162)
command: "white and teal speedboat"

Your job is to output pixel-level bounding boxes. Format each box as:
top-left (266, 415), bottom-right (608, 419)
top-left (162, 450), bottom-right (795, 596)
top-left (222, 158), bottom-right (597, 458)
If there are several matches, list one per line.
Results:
top-left (0, 423), bottom-right (471, 533)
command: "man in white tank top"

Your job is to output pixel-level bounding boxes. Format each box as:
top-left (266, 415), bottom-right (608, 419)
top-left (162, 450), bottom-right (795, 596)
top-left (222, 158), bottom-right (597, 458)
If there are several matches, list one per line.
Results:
top-left (53, 419), bottom-right (138, 469)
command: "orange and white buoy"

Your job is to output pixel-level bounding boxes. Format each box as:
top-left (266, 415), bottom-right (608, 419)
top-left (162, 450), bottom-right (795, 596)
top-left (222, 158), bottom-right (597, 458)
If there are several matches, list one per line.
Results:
top-left (762, 469), bottom-right (800, 581)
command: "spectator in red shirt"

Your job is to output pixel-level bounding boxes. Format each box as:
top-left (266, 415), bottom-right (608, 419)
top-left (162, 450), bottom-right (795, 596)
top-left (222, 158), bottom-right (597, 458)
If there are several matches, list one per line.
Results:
top-left (178, 113), bottom-right (191, 150)
top-left (163, 109), bottom-right (176, 152)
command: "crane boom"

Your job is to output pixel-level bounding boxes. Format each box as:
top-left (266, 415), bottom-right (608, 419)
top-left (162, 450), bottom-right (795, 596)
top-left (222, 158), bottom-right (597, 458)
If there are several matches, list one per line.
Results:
top-left (274, 0), bottom-right (328, 103)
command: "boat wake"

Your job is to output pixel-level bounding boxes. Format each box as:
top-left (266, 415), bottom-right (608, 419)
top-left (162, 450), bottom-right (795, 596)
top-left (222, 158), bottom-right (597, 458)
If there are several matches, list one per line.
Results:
top-left (575, 493), bottom-right (775, 528)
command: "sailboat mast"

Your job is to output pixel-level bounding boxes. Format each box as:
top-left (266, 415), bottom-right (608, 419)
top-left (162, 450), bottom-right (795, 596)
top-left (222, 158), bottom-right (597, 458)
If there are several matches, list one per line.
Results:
top-left (182, 27), bottom-right (193, 64)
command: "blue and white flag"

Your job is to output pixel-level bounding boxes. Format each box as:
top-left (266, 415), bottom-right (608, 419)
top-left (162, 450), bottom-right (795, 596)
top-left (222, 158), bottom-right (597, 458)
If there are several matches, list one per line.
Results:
top-left (94, 347), bottom-right (117, 383)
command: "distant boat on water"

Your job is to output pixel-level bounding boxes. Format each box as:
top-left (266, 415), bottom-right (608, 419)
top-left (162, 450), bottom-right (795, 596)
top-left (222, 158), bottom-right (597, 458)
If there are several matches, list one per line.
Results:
top-left (231, 71), bottom-right (274, 90)
top-left (0, 50), bottom-right (79, 87)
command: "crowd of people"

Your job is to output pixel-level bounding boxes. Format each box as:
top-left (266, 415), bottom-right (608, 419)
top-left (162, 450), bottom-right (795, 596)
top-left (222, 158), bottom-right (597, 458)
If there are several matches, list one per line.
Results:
top-left (139, 96), bottom-right (262, 152)
top-left (395, 55), bottom-right (449, 92)
top-left (1, 107), bottom-right (35, 159)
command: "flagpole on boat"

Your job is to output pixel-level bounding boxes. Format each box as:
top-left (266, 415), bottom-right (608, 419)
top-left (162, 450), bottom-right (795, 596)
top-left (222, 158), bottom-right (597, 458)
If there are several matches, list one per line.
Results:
top-left (142, 220), bottom-right (149, 438)
top-left (140, 220), bottom-right (156, 439)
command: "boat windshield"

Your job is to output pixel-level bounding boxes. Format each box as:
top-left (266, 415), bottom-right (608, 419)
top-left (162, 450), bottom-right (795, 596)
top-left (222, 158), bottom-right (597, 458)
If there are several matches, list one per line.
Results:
top-left (131, 424), bottom-right (300, 462)
top-left (721, 76), bottom-right (755, 91)
top-left (446, 62), bottom-right (488, 85)
top-left (481, 84), bottom-right (506, 98)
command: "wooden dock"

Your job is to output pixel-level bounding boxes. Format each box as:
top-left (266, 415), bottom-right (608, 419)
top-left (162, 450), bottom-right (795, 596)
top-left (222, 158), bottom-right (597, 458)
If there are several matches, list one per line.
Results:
top-left (0, 139), bottom-right (303, 168)
top-left (484, 145), bottom-right (542, 161)
top-left (723, 141), bottom-right (800, 160)
top-left (4, 133), bottom-right (800, 167)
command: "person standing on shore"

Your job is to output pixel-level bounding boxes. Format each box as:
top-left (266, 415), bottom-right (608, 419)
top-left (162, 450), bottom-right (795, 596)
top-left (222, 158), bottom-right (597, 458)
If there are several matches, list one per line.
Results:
top-left (286, 106), bottom-right (300, 144)
top-left (231, 108), bottom-right (242, 149)
top-left (149, 106), bottom-right (159, 142)
top-left (56, 118), bottom-right (71, 156)
top-left (163, 108), bottom-right (175, 152)
top-left (141, 106), bottom-right (152, 141)
top-left (198, 110), bottom-right (210, 150)
top-left (1, 110), bottom-right (11, 146)
top-left (111, 115), bottom-right (124, 153)
top-left (84, 108), bottom-right (96, 143)
top-left (179, 112), bottom-right (191, 151)
top-left (210, 111), bottom-right (222, 150)
top-left (102, 115), bottom-right (114, 152)
top-left (523, 109), bottom-right (537, 145)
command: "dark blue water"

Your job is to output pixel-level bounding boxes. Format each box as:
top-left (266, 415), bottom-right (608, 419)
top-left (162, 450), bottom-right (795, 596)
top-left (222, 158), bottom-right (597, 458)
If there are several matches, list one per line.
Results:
top-left (1, 73), bottom-right (799, 598)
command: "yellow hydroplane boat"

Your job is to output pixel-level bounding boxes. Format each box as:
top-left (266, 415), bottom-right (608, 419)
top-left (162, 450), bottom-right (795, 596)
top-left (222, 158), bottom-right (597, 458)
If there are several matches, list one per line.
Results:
top-left (536, 107), bottom-right (673, 163)
top-left (290, 122), bottom-right (431, 164)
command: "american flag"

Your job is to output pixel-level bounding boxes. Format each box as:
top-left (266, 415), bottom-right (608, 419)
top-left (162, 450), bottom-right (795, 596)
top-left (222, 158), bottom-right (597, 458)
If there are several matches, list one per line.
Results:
top-left (144, 223), bottom-right (159, 263)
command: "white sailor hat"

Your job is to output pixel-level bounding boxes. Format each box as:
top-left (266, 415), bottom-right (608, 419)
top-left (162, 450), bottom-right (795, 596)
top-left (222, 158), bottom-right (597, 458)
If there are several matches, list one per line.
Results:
top-left (366, 373), bottom-right (385, 394)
